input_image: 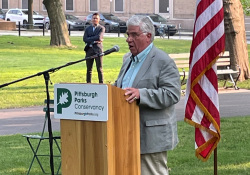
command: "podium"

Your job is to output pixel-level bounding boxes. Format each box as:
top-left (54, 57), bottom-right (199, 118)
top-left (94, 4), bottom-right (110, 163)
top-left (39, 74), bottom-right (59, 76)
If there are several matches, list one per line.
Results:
top-left (54, 84), bottom-right (140, 175)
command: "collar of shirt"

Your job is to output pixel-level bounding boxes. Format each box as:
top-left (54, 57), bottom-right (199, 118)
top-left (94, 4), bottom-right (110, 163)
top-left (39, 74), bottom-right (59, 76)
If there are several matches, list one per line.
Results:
top-left (92, 24), bottom-right (99, 27)
top-left (122, 43), bottom-right (153, 88)
top-left (92, 24), bottom-right (99, 31)
top-left (130, 43), bottom-right (153, 63)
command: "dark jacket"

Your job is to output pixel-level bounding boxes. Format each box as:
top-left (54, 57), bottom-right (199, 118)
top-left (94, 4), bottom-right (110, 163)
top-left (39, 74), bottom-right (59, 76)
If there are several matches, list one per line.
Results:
top-left (83, 24), bottom-right (105, 54)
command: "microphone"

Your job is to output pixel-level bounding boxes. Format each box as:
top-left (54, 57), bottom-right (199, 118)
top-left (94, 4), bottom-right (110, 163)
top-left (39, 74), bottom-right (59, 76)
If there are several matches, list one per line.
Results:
top-left (99, 45), bottom-right (120, 56)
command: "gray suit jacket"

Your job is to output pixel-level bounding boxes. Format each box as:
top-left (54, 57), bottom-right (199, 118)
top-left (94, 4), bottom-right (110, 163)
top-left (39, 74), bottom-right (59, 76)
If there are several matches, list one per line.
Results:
top-left (114, 45), bottom-right (181, 154)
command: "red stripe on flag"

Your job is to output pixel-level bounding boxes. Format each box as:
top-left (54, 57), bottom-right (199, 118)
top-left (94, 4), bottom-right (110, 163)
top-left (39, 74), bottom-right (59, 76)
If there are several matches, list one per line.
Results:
top-left (190, 35), bottom-right (225, 83)
top-left (190, 8), bottom-right (224, 54)
top-left (185, 0), bottom-right (223, 161)
top-left (195, 0), bottom-right (215, 20)
top-left (200, 143), bottom-right (213, 158)
top-left (205, 68), bottom-right (218, 91)
top-left (192, 84), bottom-right (220, 125)
top-left (195, 128), bottom-right (216, 159)
top-left (185, 96), bottom-right (196, 120)
top-left (195, 128), bottom-right (206, 147)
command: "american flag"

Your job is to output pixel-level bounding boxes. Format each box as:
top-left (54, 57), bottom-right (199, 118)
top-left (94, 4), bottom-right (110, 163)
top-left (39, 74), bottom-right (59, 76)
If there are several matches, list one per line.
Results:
top-left (184, 0), bottom-right (225, 161)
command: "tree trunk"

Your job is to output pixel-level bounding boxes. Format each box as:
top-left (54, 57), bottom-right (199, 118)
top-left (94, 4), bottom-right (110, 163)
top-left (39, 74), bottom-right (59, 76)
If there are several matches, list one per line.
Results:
top-left (224, 0), bottom-right (250, 81)
top-left (43, 0), bottom-right (72, 47)
top-left (27, 0), bottom-right (33, 29)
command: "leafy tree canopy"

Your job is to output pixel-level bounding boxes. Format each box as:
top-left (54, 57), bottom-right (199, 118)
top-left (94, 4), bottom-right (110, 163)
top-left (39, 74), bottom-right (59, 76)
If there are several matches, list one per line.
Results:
top-left (240, 0), bottom-right (250, 15)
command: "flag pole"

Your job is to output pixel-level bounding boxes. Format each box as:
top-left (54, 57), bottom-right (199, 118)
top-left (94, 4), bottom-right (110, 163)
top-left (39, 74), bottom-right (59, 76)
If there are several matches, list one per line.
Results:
top-left (214, 148), bottom-right (217, 175)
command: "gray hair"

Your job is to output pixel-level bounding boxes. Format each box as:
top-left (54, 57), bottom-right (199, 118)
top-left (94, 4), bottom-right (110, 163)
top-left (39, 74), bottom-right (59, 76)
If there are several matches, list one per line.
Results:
top-left (126, 15), bottom-right (155, 42)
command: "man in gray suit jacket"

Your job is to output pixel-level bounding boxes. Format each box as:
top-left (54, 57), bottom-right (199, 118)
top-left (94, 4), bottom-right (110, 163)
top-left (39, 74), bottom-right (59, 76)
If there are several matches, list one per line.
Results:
top-left (83, 13), bottom-right (105, 83)
top-left (114, 15), bottom-right (181, 175)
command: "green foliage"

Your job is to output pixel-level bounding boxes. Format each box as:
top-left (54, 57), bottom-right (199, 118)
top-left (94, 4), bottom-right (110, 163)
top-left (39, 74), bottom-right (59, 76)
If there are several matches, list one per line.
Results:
top-left (240, 0), bottom-right (250, 15)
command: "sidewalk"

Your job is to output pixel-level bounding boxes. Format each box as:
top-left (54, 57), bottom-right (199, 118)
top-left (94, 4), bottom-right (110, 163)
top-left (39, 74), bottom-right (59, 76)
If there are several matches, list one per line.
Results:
top-left (1, 29), bottom-right (249, 44)
top-left (0, 106), bottom-right (60, 136)
top-left (1, 88), bottom-right (250, 136)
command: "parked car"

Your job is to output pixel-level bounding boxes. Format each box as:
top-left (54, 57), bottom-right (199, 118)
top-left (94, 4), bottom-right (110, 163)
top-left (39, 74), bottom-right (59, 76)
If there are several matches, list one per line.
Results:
top-left (85, 13), bottom-right (127, 33)
top-left (135, 14), bottom-right (177, 36)
top-left (44, 16), bottom-right (50, 30)
top-left (44, 14), bottom-right (85, 31)
top-left (5, 8), bottom-right (44, 28)
top-left (0, 8), bottom-right (6, 20)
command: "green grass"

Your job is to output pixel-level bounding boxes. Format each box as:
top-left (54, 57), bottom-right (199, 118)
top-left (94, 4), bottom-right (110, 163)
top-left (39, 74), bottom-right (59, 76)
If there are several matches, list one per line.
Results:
top-left (0, 132), bottom-right (61, 175)
top-left (0, 117), bottom-right (249, 174)
top-left (0, 36), bottom-right (249, 109)
top-left (168, 116), bottom-right (250, 175)
top-left (0, 36), bottom-right (250, 174)
top-left (0, 36), bottom-right (129, 108)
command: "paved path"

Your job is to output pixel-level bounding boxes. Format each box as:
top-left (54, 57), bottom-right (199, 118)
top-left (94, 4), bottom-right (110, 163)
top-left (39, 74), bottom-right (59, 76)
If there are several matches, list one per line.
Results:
top-left (1, 88), bottom-right (250, 136)
top-left (0, 30), bottom-right (249, 44)
top-left (0, 107), bottom-right (60, 135)
top-left (176, 88), bottom-right (250, 121)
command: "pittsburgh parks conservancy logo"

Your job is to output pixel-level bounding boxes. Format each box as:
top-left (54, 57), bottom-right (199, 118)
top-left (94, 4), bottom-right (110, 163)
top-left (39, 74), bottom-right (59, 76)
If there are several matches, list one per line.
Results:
top-left (57, 88), bottom-right (72, 114)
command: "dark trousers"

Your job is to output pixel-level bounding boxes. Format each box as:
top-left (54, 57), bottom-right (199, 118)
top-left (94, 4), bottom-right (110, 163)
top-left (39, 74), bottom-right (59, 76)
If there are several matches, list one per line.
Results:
top-left (85, 48), bottom-right (103, 83)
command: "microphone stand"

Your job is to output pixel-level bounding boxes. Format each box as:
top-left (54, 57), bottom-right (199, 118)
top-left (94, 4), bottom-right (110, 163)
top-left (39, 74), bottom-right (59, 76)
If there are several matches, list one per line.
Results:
top-left (0, 53), bottom-right (100, 175)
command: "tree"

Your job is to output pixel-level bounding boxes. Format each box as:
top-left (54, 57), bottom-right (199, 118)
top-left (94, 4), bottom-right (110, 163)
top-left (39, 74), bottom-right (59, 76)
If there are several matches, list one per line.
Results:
top-left (27, 0), bottom-right (33, 29)
top-left (224, 0), bottom-right (250, 81)
top-left (43, 0), bottom-right (72, 46)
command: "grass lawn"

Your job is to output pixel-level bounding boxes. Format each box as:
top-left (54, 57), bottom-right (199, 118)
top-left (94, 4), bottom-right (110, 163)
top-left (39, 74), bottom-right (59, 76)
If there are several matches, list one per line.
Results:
top-left (168, 117), bottom-right (250, 175)
top-left (0, 36), bottom-right (249, 109)
top-left (0, 36), bottom-right (250, 174)
top-left (0, 36), bottom-right (194, 108)
top-left (0, 117), bottom-right (249, 174)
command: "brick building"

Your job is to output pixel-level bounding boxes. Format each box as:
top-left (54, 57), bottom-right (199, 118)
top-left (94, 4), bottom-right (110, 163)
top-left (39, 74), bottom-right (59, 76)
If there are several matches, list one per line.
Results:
top-left (0, 0), bottom-right (196, 30)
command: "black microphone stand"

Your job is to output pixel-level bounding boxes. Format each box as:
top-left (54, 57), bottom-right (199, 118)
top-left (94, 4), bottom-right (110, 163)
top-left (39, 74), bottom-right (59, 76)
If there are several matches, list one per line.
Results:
top-left (0, 54), bottom-right (100, 175)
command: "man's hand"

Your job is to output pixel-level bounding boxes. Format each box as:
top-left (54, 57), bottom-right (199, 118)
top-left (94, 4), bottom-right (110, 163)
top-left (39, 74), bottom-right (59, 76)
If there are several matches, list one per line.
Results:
top-left (124, 88), bottom-right (140, 104)
top-left (94, 40), bottom-right (103, 44)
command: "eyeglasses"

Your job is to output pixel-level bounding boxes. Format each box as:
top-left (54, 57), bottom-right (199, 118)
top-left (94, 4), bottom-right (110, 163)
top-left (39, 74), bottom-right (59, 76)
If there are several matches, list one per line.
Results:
top-left (124, 32), bottom-right (147, 39)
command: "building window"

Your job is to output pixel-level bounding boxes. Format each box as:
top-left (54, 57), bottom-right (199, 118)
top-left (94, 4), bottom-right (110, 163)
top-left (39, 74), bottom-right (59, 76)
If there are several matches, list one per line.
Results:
top-left (22, 0), bottom-right (28, 9)
top-left (66, 0), bottom-right (74, 11)
top-left (90, 0), bottom-right (98, 12)
top-left (2, 0), bottom-right (8, 9)
top-left (159, 0), bottom-right (169, 13)
top-left (115, 0), bottom-right (123, 12)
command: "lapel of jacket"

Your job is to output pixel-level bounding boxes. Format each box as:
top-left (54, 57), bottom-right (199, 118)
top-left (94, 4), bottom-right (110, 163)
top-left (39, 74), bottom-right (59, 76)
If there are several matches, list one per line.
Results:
top-left (91, 26), bottom-right (95, 35)
top-left (93, 25), bottom-right (101, 35)
top-left (132, 45), bottom-right (156, 87)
